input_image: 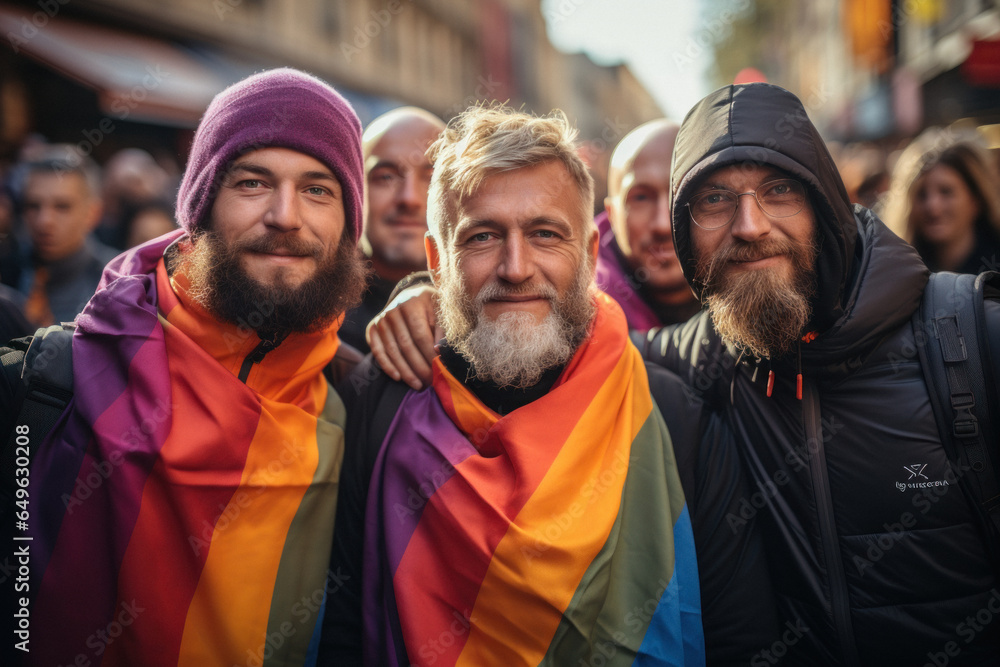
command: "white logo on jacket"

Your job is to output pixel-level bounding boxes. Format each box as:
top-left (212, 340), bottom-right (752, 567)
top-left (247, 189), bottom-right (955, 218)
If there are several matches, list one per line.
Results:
top-left (895, 463), bottom-right (950, 493)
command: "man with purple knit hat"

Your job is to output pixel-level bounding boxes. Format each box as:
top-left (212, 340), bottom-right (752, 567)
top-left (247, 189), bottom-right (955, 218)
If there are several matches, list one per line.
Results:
top-left (0, 68), bottom-right (367, 666)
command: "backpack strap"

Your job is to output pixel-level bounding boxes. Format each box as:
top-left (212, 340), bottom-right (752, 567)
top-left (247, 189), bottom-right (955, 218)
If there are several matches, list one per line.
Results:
top-left (0, 324), bottom-right (76, 512)
top-left (912, 271), bottom-right (1000, 566)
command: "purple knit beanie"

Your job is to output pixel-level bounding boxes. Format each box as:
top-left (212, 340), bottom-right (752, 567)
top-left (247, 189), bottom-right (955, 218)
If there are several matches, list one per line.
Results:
top-left (176, 68), bottom-right (363, 239)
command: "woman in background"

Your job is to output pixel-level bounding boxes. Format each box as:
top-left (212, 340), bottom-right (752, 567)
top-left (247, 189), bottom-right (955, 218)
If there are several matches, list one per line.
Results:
top-left (882, 127), bottom-right (1000, 275)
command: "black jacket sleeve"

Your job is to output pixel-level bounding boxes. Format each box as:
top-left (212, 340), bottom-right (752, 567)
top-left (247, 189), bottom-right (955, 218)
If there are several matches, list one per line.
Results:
top-left (633, 312), bottom-right (734, 408)
top-left (318, 356), bottom-right (409, 666)
top-left (646, 361), bottom-right (780, 666)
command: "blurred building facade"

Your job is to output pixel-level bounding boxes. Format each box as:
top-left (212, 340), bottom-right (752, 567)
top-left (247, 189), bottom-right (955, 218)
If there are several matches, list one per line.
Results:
top-left (0, 0), bottom-right (661, 172)
top-left (709, 0), bottom-right (1000, 144)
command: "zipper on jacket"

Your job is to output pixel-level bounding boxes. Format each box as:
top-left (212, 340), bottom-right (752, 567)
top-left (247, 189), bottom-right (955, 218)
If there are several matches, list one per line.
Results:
top-left (237, 332), bottom-right (285, 383)
top-left (802, 381), bottom-right (863, 665)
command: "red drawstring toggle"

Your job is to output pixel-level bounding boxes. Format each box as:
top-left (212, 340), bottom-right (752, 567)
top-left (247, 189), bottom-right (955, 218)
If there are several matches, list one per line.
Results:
top-left (766, 370), bottom-right (775, 397)
top-left (796, 373), bottom-right (803, 400)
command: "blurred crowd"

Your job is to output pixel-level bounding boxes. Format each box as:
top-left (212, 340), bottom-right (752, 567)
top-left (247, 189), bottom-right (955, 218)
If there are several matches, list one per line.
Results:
top-left (0, 141), bottom-right (180, 341)
top-left (1, 113), bottom-right (999, 345)
top-left (832, 125), bottom-right (1000, 276)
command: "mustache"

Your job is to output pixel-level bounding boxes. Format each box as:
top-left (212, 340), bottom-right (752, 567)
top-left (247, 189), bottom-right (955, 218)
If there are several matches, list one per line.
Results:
top-left (234, 233), bottom-right (324, 259)
top-left (696, 237), bottom-right (803, 289)
top-left (717, 238), bottom-right (799, 264)
top-left (475, 281), bottom-right (559, 303)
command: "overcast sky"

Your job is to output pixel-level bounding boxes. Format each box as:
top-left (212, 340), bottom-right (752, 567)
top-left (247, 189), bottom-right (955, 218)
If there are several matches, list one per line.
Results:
top-left (542, 0), bottom-right (716, 121)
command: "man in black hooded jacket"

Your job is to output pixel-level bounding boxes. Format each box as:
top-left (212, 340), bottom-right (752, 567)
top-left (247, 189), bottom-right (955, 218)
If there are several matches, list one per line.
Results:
top-left (370, 83), bottom-right (1000, 665)
top-left (634, 83), bottom-right (1000, 665)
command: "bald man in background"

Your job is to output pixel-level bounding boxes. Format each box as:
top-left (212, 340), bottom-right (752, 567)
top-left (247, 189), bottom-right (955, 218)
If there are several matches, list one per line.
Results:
top-left (597, 119), bottom-right (700, 329)
top-left (339, 107), bottom-right (445, 353)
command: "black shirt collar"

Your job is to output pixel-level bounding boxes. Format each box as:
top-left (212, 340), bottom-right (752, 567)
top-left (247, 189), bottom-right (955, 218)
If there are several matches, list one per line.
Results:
top-left (438, 343), bottom-right (564, 416)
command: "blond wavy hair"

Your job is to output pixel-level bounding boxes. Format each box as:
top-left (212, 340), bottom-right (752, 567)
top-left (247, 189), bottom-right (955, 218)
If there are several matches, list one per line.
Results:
top-left (426, 104), bottom-right (594, 244)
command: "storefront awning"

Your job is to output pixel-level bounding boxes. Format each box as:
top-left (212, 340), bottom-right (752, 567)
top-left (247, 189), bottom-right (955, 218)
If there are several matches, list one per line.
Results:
top-left (0, 5), bottom-right (230, 126)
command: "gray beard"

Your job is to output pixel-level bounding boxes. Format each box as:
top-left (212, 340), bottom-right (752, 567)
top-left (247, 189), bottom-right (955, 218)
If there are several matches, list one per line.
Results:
top-left (438, 262), bottom-right (595, 389)
top-left (457, 309), bottom-right (577, 388)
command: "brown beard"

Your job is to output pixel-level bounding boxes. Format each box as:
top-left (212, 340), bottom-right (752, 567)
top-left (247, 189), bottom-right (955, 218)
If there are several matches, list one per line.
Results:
top-left (437, 258), bottom-right (596, 389)
top-left (694, 236), bottom-right (817, 359)
top-left (180, 228), bottom-right (368, 340)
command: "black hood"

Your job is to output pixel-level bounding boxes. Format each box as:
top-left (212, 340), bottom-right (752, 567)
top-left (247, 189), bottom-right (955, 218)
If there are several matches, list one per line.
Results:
top-left (671, 83), bottom-right (857, 333)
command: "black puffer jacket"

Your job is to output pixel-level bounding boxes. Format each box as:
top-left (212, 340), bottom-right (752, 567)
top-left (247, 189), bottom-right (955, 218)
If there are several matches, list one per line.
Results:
top-left (639, 83), bottom-right (1000, 665)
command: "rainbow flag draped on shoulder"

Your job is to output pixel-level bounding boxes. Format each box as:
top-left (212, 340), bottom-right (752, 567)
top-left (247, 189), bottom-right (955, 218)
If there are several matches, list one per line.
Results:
top-left (363, 293), bottom-right (704, 666)
top-left (25, 232), bottom-right (346, 667)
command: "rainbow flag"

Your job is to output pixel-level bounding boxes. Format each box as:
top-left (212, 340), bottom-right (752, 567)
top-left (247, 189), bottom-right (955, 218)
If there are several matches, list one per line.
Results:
top-left (363, 293), bottom-right (704, 666)
top-left (25, 232), bottom-right (345, 666)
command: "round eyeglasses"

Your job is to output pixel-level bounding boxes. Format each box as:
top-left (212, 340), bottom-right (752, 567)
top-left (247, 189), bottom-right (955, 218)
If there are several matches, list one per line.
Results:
top-left (687, 179), bottom-right (807, 230)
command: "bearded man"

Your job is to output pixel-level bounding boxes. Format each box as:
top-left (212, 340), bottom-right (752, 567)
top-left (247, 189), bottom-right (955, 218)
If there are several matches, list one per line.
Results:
top-left (360, 83), bottom-right (1000, 665)
top-left (319, 105), bottom-right (782, 667)
top-left (0, 68), bottom-right (367, 666)
top-left (641, 83), bottom-right (1000, 664)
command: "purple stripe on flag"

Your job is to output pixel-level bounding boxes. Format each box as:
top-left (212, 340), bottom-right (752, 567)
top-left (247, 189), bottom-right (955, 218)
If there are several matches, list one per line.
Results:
top-left (26, 233), bottom-right (179, 667)
top-left (362, 388), bottom-right (476, 665)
